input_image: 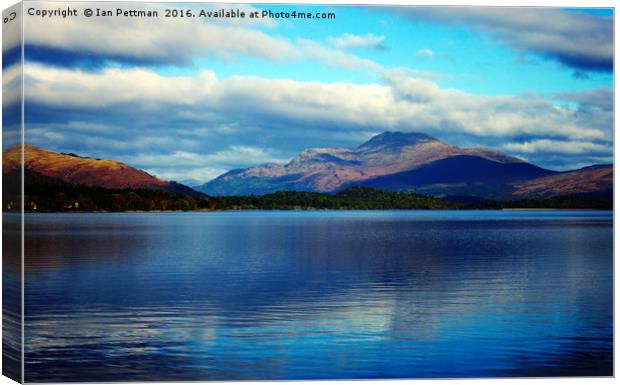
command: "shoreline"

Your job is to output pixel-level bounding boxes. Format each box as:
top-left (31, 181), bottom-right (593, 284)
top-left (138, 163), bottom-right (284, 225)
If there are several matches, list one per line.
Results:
top-left (11, 207), bottom-right (613, 214)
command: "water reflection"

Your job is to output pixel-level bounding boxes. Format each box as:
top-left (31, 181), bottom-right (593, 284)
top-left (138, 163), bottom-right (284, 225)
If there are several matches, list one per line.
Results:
top-left (3, 213), bottom-right (22, 381)
top-left (24, 211), bottom-right (613, 381)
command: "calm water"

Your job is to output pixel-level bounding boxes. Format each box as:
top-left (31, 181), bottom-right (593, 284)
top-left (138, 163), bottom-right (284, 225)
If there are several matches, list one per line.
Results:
top-left (22, 210), bottom-right (613, 381)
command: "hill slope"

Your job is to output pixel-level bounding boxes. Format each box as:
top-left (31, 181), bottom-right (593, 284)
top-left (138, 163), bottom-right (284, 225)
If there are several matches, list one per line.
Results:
top-left (355, 155), bottom-right (557, 199)
top-left (2, 144), bottom-right (204, 197)
top-left (513, 164), bottom-right (613, 198)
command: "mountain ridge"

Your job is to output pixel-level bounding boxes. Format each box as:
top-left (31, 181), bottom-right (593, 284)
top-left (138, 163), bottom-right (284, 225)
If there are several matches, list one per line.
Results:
top-left (4, 133), bottom-right (611, 203)
top-left (513, 164), bottom-right (613, 198)
top-left (197, 131), bottom-right (612, 199)
top-left (3, 144), bottom-right (205, 198)
top-left (197, 131), bottom-right (539, 196)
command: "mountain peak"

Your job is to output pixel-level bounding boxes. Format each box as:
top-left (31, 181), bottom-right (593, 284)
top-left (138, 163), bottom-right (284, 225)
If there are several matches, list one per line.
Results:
top-left (358, 131), bottom-right (437, 149)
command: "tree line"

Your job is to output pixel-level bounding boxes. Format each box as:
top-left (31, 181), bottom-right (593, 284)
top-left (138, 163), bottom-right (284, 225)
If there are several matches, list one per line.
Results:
top-left (2, 170), bottom-right (612, 212)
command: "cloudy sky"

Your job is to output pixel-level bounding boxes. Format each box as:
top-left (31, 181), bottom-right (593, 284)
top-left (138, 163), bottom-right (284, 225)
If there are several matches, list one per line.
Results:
top-left (4, 2), bottom-right (614, 184)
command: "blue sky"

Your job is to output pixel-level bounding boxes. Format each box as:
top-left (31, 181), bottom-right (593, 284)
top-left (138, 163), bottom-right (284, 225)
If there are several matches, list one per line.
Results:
top-left (5, 2), bottom-right (613, 183)
top-left (185, 6), bottom-right (613, 95)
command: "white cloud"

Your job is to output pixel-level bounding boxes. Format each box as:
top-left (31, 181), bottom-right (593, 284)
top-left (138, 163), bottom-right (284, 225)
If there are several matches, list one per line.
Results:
top-left (504, 140), bottom-right (611, 155)
top-left (24, 65), bottom-right (218, 107)
top-left (382, 70), bottom-right (608, 140)
top-left (2, 64), bottom-right (22, 106)
top-left (297, 39), bottom-right (384, 73)
top-left (20, 7), bottom-right (399, 93)
top-left (416, 49), bottom-right (434, 56)
top-left (23, 2), bottom-right (298, 65)
top-left (126, 146), bottom-right (289, 182)
top-left (23, 63), bottom-right (611, 144)
top-left (398, 8), bottom-right (612, 72)
top-left (128, 147), bottom-right (285, 168)
top-left (21, 63), bottom-right (612, 179)
top-left (22, 3), bottom-right (392, 74)
top-left (146, 167), bottom-right (227, 183)
top-left (21, 2), bottom-right (398, 77)
top-left (328, 33), bottom-right (386, 50)
top-left (554, 88), bottom-right (613, 111)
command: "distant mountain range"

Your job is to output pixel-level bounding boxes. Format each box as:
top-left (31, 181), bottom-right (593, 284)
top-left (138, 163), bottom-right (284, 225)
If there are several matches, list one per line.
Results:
top-left (2, 132), bottom-right (612, 205)
top-left (197, 132), bottom-right (612, 200)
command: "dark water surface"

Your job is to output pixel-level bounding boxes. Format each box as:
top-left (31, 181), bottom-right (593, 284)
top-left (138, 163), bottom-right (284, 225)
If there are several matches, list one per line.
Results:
top-left (23, 211), bottom-right (613, 381)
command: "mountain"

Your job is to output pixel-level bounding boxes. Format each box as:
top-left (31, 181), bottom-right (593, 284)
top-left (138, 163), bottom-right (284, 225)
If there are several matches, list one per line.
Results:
top-left (3, 140), bottom-right (611, 210)
top-left (180, 178), bottom-right (202, 188)
top-left (197, 131), bottom-right (558, 198)
top-left (198, 131), bottom-right (613, 200)
top-left (2, 144), bottom-right (204, 198)
top-left (512, 164), bottom-right (613, 198)
top-left (355, 155), bottom-right (557, 199)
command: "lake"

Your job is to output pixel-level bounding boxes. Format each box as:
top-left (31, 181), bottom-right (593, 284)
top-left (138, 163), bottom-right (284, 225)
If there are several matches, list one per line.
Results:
top-left (21, 210), bottom-right (613, 381)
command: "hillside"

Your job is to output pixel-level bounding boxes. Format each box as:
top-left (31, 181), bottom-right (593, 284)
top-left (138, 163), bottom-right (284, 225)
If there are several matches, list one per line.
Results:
top-left (355, 155), bottom-right (556, 199)
top-left (2, 144), bottom-right (203, 197)
top-left (512, 164), bottom-right (613, 198)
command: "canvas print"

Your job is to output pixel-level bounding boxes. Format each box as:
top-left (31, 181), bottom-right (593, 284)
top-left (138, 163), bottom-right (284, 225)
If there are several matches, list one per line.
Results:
top-left (2, 1), bottom-right (614, 382)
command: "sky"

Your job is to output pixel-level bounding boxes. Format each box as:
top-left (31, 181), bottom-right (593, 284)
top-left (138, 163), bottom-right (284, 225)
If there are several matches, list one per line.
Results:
top-left (3, 1), bottom-right (614, 184)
